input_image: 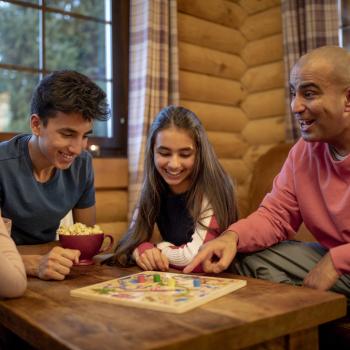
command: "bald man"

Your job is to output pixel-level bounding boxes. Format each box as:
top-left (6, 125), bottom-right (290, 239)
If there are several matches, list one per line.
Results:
top-left (184, 46), bottom-right (350, 298)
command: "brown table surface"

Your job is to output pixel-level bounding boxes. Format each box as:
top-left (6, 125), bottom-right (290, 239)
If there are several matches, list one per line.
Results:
top-left (0, 246), bottom-right (347, 350)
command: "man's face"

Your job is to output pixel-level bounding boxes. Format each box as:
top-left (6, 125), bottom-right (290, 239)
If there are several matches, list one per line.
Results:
top-left (32, 111), bottom-right (93, 169)
top-left (289, 60), bottom-right (350, 150)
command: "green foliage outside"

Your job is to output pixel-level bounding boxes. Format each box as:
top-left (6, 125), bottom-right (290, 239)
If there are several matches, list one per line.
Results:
top-left (0, 0), bottom-right (109, 135)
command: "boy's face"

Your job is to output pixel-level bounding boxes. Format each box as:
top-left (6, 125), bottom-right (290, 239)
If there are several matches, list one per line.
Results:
top-left (31, 111), bottom-right (93, 169)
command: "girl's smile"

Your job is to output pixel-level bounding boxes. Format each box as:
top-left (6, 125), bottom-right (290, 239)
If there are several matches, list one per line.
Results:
top-left (154, 127), bottom-right (196, 194)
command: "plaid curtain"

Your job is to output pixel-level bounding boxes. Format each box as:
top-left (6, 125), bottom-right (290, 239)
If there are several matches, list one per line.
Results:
top-left (281, 0), bottom-right (339, 141)
top-left (128, 0), bottom-right (179, 217)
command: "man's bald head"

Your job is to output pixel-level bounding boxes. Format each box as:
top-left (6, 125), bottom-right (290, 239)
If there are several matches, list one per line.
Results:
top-left (292, 46), bottom-right (350, 88)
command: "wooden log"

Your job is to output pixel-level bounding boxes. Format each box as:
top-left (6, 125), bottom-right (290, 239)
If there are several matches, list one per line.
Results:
top-left (241, 34), bottom-right (283, 67)
top-left (243, 144), bottom-right (276, 171)
top-left (180, 100), bottom-right (248, 133)
top-left (179, 42), bottom-right (246, 80)
top-left (177, 0), bottom-right (247, 29)
top-left (241, 62), bottom-right (284, 93)
top-left (93, 158), bottom-right (128, 190)
top-left (207, 131), bottom-right (249, 158)
top-left (96, 190), bottom-right (128, 222)
top-left (178, 13), bottom-right (246, 54)
top-left (219, 158), bottom-right (250, 185)
top-left (242, 116), bottom-right (286, 145)
top-left (235, 0), bottom-right (281, 15)
top-left (179, 71), bottom-right (244, 106)
top-left (97, 222), bottom-right (128, 248)
top-left (240, 7), bottom-right (282, 41)
top-left (241, 88), bottom-right (285, 119)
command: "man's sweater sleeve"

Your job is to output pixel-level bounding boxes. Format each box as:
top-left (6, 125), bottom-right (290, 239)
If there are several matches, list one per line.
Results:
top-left (329, 244), bottom-right (350, 275)
top-left (228, 150), bottom-right (303, 252)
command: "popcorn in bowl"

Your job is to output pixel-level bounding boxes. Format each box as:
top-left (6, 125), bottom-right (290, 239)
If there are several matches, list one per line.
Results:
top-left (57, 222), bottom-right (103, 236)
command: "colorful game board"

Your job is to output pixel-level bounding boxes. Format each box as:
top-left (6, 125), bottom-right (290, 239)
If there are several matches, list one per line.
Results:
top-left (70, 271), bottom-right (247, 313)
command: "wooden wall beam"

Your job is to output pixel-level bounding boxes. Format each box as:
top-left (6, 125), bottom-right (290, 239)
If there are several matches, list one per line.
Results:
top-left (179, 71), bottom-right (244, 106)
top-left (178, 13), bottom-right (246, 54)
top-left (179, 42), bottom-right (246, 80)
top-left (177, 0), bottom-right (247, 29)
top-left (180, 100), bottom-right (248, 133)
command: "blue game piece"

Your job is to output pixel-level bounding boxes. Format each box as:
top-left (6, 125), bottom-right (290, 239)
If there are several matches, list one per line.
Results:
top-left (193, 278), bottom-right (201, 288)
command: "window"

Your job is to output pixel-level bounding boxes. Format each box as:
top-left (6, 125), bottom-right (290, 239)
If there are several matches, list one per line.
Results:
top-left (0, 0), bottom-right (128, 156)
top-left (339, 0), bottom-right (350, 50)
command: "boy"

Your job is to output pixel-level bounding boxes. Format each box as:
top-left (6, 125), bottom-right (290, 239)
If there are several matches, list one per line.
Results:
top-left (0, 70), bottom-right (109, 280)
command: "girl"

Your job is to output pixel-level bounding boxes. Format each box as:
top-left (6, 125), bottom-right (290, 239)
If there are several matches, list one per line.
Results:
top-left (0, 216), bottom-right (26, 297)
top-left (114, 106), bottom-right (238, 272)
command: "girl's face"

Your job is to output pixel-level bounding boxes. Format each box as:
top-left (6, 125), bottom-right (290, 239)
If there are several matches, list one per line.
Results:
top-left (153, 127), bottom-right (196, 194)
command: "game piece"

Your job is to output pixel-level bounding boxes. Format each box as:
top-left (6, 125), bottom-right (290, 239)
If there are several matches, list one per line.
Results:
top-left (137, 275), bottom-right (145, 283)
top-left (167, 278), bottom-right (176, 288)
top-left (193, 278), bottom-right (201, 288)
top-left (153, 274), bottom-right (161, 283)
top-left (70, 271), bottom-right (247, 314)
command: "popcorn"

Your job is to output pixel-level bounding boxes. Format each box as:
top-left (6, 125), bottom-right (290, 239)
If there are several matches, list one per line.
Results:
top-left (57, 222), bottom-right (103, 235)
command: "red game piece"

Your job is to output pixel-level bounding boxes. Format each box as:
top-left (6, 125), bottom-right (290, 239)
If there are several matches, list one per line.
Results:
top-left (137, 274), bottom-right (146, 283)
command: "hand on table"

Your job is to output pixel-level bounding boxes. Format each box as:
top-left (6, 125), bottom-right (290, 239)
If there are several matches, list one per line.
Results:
top-left (135, 247), bottom-right (169, 271)
top-left (23, 246), bottom-right (80, 280)
top-left (303, 252), bottom-right (340, 291)
top-left (183, 230), bottom-right (238, 274)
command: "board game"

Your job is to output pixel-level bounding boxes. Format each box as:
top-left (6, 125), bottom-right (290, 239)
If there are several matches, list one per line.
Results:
top-left (70, 271), bottom-right (247, 313)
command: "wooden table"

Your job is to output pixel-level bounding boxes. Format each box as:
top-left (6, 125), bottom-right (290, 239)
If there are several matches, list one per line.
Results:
top-left (0, 254), bottom-right (346, 350)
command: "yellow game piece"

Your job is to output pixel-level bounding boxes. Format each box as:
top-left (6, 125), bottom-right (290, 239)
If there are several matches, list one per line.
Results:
top-left (167, 278), bottom-right (176, 288)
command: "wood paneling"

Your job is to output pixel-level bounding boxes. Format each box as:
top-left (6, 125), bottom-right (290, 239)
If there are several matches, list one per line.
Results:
top-left (241, 88), bottom-right (285, 119)
top-left (179, 71), bottom-right (244, 106)
top-left (236, 0), bottom-right (281, 15)
top-left (242, 61), bottom-right (284, 93)
top-left (240, 6), bottom-right (282, 40)
top-left (93, 158), bottom-right (128, 189)
top-left (177, 0), bottom-right (247, 29)
top-left (219, 158), bottom-right (250, 185)
top-left (180, 100), bottom-right (248, 133)
top-left (179, 42), bottom-right (246, 80)
top-left (208, 131), bottom-right (248, 158)
top-left (178, 13), bottom-right (246, 54)
top-left (242, 116), bottom-right (285, 145)
top-left (241, 34), bottom-right (283, 67)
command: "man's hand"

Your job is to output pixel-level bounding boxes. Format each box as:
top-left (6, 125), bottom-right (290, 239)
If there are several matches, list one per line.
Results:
top-left (135, 247), bottom-right (169, 271)
top-left (23, 246), bottom-right (80, 280)
top-left (303, 253), bottom-right (339, 291)
top-left (183, 230), bottom-right (239, 274)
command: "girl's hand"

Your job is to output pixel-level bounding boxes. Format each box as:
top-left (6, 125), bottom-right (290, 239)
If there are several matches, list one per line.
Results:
top-left (136, 247), bottom-right (169, 271)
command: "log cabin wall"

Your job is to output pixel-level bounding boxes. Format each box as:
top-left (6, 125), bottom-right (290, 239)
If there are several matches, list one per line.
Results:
top-left (177, 0), bottom-right (285, 216)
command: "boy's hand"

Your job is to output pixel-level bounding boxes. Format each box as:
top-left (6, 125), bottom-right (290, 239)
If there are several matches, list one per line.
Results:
top-left (23, 246), bottom-right (80, 280)
top-left (184, 231), bottom-right (238, 273)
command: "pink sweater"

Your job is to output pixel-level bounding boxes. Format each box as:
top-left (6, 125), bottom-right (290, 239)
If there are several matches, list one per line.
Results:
top-left (228, 139), bottom-right (350, 275)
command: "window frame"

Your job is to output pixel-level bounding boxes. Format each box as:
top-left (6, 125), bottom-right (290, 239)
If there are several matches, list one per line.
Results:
top-left (0, 0), bottom-right (129, 157)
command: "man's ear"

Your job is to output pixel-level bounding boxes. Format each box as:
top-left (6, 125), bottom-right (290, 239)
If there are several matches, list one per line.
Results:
top-left (30, 114), bottom-right (41, 136)
top-left (345, 88), bottom-right (350, 112)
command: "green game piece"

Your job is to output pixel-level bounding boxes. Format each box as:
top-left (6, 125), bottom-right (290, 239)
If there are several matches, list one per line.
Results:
top-left (153, 274), bottom-right (161, 282)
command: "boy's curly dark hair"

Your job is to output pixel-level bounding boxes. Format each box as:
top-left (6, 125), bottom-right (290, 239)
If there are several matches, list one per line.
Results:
top-left (30, 70), bottom-right (110, 125)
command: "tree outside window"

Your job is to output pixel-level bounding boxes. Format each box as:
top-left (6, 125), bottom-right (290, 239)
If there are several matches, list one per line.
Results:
top-left (0, 0), bottom-right (128, 156)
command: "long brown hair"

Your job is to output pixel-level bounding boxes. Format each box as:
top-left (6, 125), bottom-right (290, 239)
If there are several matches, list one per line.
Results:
top-left (114, 106), bottom-right (238, 266)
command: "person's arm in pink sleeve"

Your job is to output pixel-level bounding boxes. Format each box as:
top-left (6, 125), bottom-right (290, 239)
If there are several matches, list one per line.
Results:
top-left (228, 148), bottom-right (303, 252)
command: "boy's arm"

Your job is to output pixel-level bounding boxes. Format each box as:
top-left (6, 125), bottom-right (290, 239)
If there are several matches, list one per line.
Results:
top-left (72, 205), bottom-right (96, 226)
top-left (21, 246), bottom-right (80, 280)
